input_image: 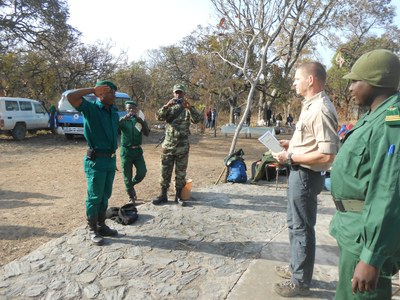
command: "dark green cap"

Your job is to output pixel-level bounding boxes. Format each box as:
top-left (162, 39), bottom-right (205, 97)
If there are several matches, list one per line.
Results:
top-left (95, 80), bottom-right (118, 91)
top-left (125, 100), bottom-right (137, 106)
top-left (173, 83), bottom-right (186, 93)
top-left (343, 49), bottom-right (400, 88)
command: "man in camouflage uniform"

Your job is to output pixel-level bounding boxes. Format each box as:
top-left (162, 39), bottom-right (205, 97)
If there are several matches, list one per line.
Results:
top-left (152, 84), bottom-right (202, 206)
top-left (330, 49), bottom-right (400, 299)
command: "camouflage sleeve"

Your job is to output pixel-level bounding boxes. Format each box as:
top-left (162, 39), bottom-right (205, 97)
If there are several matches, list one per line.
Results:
top-left (189, 107), bottom-right (203, 124)
top-left (155, 106), bottom-right (168, 121)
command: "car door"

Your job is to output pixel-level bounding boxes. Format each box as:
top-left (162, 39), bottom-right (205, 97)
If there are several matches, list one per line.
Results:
top-left (33, 102), bottom-right (49, 128)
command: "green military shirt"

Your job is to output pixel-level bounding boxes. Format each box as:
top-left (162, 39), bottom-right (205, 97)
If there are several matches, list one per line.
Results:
top-left (77, 98), bottom-right (119, 170)
top-left (156, 102), bottom-right (202, 149)
top-left (330, 92), bottom-right (400, 269)
top-left (119, 117), bottom-right (148, 147)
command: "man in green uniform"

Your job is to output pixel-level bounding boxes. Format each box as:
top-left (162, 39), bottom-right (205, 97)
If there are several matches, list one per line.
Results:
top-left (330, 49), bottom-right (400, 299)
top-left (152, 83), bottom-right (202, 206)
top-left (67, 80), bottom-right (119, 246)
top-left (119, 100), bottom-right (150, 204)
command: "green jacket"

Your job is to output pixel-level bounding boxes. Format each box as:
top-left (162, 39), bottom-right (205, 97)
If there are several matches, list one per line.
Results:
top-left (119, 117), bottom-right (149, 148)
top-left (330, 92), bottom-right (400, 269)
top-left (156, 102), bottom-right (202, 148)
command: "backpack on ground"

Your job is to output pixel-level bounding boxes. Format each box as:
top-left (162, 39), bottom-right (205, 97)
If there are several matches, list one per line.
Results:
top-left (224, 149), bottom-right (247, 183)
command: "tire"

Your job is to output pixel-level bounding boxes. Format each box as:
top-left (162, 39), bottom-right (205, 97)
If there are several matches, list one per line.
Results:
top-left (12, 123), bottom-right (26, 140)
top-left (65, 134), bottom-right (74, 140)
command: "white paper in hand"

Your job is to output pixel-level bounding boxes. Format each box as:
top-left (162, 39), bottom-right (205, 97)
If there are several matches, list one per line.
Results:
top-left (258, 130), bottom-right (284, 153)
top-left (135, 110), bottom-right (145, 132)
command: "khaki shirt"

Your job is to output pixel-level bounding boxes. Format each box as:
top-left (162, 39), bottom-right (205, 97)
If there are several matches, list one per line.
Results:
top-left (288, 91), bottom-right (339, 171)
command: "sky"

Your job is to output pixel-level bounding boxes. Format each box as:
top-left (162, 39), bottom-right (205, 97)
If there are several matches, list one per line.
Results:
top-left (67, 0), bottom-right (215, 62)
top-left (67, 0), bottom-right (400, 66)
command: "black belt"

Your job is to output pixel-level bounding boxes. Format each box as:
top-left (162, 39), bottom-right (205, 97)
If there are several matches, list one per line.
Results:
top-left (333, 198), bottom-right (364, 212)
top-left (95, 152), bottom-right (116, 158)
top-left (290, 165), bottom-right (320, 173)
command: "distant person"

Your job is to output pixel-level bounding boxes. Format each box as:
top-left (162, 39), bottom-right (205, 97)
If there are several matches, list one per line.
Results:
top-left (152, 84), bottom-right (202, 206)
top-left (272, 62), bottom-right (339, 297)
top-left (245, 110), bottom-right (251, 126)
top-left (266, 107), bottom-right (272, 126)
top-left (233, 106), bottom-right (241, 124)
top-left (211, 108), bottom-right (217, 129)
top-left (206, 107), bottom-right (211, 128)
top-left (276, 113), bottom-right (283, 127)
top-left (330, 49), bottom-right (400, 299)
top-left (48, 104), bottom-right (57, 133)
top-left (119, 100), bottom-right (150, 205)
top-left (286, 114), bottom-right (294, 127)
top-left (67, 80), bottom-right (119, 246)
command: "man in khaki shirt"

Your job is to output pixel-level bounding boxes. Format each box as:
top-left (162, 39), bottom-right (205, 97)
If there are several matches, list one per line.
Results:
top-left (272, 62), bottom-right (339, 297)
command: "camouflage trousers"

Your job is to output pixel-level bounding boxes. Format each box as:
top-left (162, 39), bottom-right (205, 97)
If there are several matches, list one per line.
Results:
top-left (160, 142), bottom-right (190, 190)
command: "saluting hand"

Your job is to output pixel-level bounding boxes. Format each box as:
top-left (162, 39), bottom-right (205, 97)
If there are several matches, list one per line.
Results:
top-left (94, 85), bottom-right (111, 97)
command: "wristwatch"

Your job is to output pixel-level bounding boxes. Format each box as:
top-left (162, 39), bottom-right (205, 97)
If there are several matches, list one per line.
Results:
top-left (287, 153), bottom-right (293, 166)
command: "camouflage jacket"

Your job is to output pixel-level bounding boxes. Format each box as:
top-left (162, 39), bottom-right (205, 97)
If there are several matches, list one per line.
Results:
top-left (156, 101), bottom-right (202, 148)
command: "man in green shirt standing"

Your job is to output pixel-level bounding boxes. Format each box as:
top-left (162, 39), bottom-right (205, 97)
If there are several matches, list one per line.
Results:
top-left (119, 100), bottom-right (150, 204)
top-left (330, 49), bottom-right (400, 299)
top-left (67, 80), bottom-right (119, 246)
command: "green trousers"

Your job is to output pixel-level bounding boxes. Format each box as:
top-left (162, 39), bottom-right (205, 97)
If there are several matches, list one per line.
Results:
top-left (336, 244), bottom-right (392, 300)
top-left (84, 164), bottom-right (116, 220)
top-left (120, 147), bottom-right (147, 192)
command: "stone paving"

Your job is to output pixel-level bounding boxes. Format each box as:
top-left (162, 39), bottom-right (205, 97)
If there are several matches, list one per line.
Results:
top-left (1, 182), bottom-right (396, 300)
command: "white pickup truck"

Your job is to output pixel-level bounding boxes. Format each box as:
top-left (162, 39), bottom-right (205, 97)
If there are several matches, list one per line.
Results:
top-left (0, 97), bottom-right (49, 140)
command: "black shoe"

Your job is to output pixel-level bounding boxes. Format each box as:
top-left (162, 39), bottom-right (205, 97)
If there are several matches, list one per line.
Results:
top-left (98, 224), bottom-right (118, 237)
top-left (152, 196), bottom-right (168, 205)
top-left (128, 188), bottom-right (137, 203)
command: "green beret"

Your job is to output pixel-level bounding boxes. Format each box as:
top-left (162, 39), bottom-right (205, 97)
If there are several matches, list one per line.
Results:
top-left (125, 100), bottom-right (137, 106)
top-left (95, 80), bottom-right (118, 91)
top-left (343, 49), bottom-right (400, 88)
top-left (173, 83), bottom-right (186, 93)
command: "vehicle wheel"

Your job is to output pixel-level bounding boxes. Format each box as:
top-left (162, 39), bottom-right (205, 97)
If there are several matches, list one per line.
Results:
top-left (12, 123), bottom-right (26, 140)
top-left (65, 134), bottom-right (74, 140)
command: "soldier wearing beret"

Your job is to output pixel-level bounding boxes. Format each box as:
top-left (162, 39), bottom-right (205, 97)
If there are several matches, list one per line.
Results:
top-left (329, 49), bottom-right (400, 299)
top-left (67, 80), bottom-right (119, 245)
top-left (152, 84), bottom-right (202, 206)
top-left (119, 100), bottom-right (150, 204)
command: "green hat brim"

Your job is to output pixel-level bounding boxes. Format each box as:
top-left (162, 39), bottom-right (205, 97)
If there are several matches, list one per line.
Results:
top-left (95, 80), bottom-right (118, 91)
top-left (125, 100), bottom-right (137, 106)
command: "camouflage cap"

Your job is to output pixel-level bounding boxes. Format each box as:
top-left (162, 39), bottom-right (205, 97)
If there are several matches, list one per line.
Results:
top-left (343, 49), bottom-right (400, 88)
top-left (173, 83), bottom-right (186, 93)
top-left (125, 100), bottom-right (137, 106)
top-left (95, 80), bottom-right (118, 91)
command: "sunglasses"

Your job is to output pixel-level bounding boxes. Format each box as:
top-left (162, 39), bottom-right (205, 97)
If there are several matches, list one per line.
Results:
top-left (174, 90), bottom-right (183, 94)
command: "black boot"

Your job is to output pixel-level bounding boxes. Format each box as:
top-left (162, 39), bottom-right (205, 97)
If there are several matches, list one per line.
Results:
top-left (127, 187), bottom-right (137, 204)
top-left (175, 188), bottom-right (186, 207)
top-left (87, 218), bottom-right (104, 245)
top-left (97, 213), bottom-right (118, 237)
top-left (152, 187), bottom-right (168, 205)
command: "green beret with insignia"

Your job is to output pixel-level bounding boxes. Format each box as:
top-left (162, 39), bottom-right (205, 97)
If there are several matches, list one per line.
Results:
top-left (125, 100), bottom-right (137, 106)
top-left (385, 106), bottom-right (400, 125)
top-left (95, 80), bottom-right (118, 91)
top-left (343, 49), bottom-right (400, 89)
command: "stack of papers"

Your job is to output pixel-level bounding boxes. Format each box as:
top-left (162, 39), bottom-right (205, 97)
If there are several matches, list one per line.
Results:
top-left (258, 130), bottom-right (284, 152)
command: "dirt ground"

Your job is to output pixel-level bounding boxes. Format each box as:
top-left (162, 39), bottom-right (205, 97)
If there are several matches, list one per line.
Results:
top-left (0, 128), bottom-right (273, 267)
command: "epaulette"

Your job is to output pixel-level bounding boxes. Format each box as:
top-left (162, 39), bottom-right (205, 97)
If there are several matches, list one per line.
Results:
top-left (385, 106), bottom-right (400, 125)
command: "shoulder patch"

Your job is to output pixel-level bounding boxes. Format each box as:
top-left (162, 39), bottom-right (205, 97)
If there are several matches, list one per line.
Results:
top-left (385, 106), bottom-right (400, 125)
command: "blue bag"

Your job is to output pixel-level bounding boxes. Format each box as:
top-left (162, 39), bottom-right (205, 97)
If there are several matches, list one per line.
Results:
top-left (227, 158), bottom-right (247, 183)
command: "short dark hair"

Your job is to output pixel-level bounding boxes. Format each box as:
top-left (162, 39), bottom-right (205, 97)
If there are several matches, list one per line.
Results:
top-left (299, 62), bottom-right (327, 84)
